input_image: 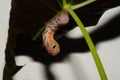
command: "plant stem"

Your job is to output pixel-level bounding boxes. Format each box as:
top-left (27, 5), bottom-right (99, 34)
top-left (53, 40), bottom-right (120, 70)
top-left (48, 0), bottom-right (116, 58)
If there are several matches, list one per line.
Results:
top-left (71, 0), bottom-right (96, 10)
top-left (63, 0), bottom-right (67, 7)
top-left (32, 26), bottom-right (45, 41)
top-left (65, 5), bottom-right (107, 80)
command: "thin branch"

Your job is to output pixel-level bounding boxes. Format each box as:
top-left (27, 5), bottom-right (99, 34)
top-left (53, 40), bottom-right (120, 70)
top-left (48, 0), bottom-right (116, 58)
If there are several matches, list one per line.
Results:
top-left (71, 0), bottom-right (96, 10)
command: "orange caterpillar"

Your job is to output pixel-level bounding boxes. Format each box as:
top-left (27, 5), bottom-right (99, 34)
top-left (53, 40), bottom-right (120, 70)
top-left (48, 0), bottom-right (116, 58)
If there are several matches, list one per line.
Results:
top-left (42, 10), bottom-right (69, 56)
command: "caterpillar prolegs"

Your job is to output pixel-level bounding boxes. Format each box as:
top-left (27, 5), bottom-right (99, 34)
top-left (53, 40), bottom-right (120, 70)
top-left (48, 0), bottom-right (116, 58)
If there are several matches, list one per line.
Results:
top-left (42, 10), bottom-right (69, 56)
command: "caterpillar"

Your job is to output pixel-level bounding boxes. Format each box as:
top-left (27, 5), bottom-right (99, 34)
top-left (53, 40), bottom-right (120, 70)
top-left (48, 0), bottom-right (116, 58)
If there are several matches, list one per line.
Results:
top-left (42, 10), bottom-right (69, 56)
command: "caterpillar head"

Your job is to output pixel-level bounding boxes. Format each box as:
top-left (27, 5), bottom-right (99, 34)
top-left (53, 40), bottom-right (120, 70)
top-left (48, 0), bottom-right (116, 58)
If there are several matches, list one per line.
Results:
top-left (43, 32), bottom-right (60, 56)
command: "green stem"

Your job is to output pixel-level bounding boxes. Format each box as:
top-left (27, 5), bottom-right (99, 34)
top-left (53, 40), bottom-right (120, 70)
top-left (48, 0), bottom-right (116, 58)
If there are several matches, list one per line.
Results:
top-left (32, 26), bottom-right (45, 41)
top-left (65, 6), bottom-right (107, 80)
top-left (63, 0), bottom-right (67, 7)
top-left (71, 0), bottom-right (96, 10)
